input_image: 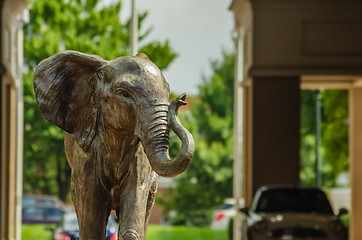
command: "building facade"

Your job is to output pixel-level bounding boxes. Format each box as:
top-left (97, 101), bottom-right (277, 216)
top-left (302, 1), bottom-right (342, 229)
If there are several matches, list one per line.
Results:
top-left (230, 0), bottom-right (362, 239)
top-left (1, 0), bottom-right (28, 239)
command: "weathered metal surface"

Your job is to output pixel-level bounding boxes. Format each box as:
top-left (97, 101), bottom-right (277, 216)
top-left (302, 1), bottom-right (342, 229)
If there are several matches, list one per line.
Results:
top-left (33, 51), bottom-right (195, 240)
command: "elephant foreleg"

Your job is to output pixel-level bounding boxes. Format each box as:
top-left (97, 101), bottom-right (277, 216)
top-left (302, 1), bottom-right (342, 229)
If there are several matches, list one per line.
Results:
top-left (70, 148), bottom-right (111, 240)
top-left (118, 149), bottom-right (156, 240)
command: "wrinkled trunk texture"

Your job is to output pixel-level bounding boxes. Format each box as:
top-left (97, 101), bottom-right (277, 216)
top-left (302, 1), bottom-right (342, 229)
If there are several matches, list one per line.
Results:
top-left (142, 96), bottom-right (195, 177)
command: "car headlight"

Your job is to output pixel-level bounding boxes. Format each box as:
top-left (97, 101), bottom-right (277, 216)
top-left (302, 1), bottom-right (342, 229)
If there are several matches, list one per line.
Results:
top-left (328, 220), bottom-right (344, 234)
top-left (253, 219), bottom-right (268, 233)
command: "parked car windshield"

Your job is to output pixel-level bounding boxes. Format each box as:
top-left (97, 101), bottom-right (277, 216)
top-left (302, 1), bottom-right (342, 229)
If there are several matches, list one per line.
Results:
top-left (22, 198), bottom-right (37, 206)
top-left (62, 213), bottom-right (79, 231)
top-left (221, 204), bottom-right (234, 210)
top-left (255, 188), bottom-right (334, 214)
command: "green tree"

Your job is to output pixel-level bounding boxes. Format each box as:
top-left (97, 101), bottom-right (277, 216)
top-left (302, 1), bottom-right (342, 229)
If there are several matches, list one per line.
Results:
top-left (300, 90), bottom-right (349, 188)
top-left (23, 0), bottom-right (177, 201)
top-left (300, 90), bottom-right (318, 186)
top-left (320, 90), bottom-right (349, 187)
top-left (160, 52), bottom-right (235, 226)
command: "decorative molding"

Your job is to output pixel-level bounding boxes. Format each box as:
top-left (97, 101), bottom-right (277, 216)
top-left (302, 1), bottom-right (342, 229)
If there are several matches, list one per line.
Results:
top-left (229, 0), bottom-right (252, 31)
top-left (2, 0), bottom-right (29, 85)
top-left (353, 79), bottom-right (362, 88)
top-left (3, 0), bottom-right (28, 21)
top-left (229, 0), bottom-right (253, 81)
top-left (250, 0), bottom-right (362, 10)
top-left (300, 75), bottom-right (360, 89)
top-left (0, 0), bottom-right (4, 77)
top-left (250, 66), bottom-right (362, 77)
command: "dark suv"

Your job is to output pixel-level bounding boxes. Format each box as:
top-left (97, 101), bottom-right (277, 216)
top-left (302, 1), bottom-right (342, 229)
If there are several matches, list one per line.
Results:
top-left (240, 186), bottom-right (348, 240)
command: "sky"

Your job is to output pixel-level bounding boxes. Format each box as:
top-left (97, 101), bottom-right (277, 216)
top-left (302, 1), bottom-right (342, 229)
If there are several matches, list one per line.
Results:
top-left (118, 0), bottom-right (235, 96)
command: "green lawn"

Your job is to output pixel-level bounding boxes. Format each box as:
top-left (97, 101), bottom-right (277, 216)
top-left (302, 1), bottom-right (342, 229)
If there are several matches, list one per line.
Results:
top-left (147, 225), bottom-right (228, 240)
top-left (22, 224), bottom-right (228, 240)
top-left (22, 224), bottom-right (55, 240)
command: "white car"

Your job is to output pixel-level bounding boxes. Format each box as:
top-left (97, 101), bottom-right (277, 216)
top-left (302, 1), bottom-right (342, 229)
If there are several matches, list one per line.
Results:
top-left (241, 186), bottom-right (348, 240)
top-left (210, 198), bottom-right (244, 230)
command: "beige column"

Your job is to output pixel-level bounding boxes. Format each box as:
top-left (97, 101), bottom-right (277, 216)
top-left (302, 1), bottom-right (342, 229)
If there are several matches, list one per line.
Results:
top-left (349, 83), bottom-right (362, 240)
top-left (242, 79), bottom-right (253, 206)
top-left (1, 78), bottom-right (17, 240)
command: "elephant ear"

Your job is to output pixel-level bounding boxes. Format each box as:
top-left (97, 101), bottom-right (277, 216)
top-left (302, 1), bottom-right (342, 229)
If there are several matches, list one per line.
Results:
top-left (33, 50), bottom-right (107, 151)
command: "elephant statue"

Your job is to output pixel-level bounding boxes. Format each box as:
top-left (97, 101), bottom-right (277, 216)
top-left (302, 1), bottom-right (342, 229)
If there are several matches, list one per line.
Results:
top-left (33, 50), bottom-right (195, 240)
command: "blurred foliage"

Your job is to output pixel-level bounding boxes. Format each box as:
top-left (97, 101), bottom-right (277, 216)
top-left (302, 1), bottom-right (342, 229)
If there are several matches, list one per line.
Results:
top-left (300, 90), bottom-right (349, 188)
top-left (300, 90), bottom-right (318, 187)
top-left (320, 90), bottom-right (349, 187)
top-left (23, 0), bottom-right (177, 201)
top-left (159, 52), bottom-right (235, 226)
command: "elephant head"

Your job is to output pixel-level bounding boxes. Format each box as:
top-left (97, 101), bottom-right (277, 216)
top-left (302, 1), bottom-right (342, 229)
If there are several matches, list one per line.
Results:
top-left (33, 50), bottom-right (194, 177)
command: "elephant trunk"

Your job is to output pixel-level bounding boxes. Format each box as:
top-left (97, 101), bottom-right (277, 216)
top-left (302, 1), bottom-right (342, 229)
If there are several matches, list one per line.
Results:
top-left (141, 94), bottom-right (195, 177)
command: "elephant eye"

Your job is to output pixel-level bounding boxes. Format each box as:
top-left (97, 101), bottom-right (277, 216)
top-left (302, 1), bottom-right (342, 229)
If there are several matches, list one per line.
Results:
top-left (113, 84), bottom-right (132, 99)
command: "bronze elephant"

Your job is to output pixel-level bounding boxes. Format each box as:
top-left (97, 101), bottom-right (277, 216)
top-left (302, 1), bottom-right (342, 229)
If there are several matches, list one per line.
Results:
top-left (33, 51), bottom-right (194, 240)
